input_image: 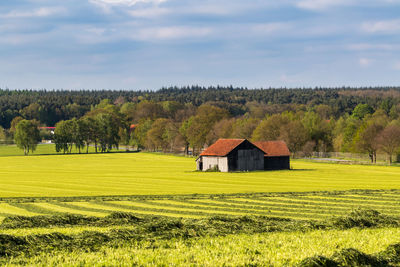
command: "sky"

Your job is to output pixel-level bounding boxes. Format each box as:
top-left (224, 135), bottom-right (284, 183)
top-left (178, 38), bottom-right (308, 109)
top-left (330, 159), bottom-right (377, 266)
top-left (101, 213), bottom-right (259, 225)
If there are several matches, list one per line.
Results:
top-left (1, 0), bottom-right (400, 90)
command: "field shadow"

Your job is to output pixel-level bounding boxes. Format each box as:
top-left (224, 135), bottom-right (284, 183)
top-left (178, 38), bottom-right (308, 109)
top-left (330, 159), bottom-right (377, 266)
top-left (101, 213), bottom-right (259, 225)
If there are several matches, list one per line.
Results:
top-left (289, 168), bottom-right (316, 171)
top-left (188, 168), bottom-right (316, 173)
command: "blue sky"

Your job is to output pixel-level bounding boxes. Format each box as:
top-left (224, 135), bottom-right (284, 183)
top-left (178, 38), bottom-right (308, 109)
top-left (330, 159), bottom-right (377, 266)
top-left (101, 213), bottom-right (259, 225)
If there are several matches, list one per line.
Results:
top-left (1, 0), bottom-right (400, 90)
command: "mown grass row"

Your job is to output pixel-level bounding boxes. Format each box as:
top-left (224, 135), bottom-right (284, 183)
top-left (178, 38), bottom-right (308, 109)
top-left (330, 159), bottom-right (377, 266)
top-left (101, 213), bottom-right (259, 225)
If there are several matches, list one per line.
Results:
top-left (0, 209), bottom-right (399, 262)
top-left (1, 190), bottom-right (400, 220)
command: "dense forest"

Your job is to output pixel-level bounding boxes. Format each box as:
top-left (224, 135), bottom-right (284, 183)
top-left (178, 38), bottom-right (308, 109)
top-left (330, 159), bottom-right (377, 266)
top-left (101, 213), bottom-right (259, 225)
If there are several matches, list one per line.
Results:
top-left (1, 87), bottom-right (400, 162)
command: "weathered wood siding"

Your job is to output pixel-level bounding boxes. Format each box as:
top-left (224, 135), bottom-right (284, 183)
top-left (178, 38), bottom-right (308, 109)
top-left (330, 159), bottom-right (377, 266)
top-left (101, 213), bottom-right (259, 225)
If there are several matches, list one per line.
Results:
top-left (202, 156), bottom-right (229, 172)
top-left (237, 149), bottom-right (264, 171)
top-left (227, 140), bottom-right (265, 171)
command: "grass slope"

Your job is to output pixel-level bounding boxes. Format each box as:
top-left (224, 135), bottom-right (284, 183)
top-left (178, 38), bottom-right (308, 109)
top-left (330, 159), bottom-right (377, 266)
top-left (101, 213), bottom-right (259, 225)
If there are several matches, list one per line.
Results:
top-left (0, 150), bottom-right (399, 197)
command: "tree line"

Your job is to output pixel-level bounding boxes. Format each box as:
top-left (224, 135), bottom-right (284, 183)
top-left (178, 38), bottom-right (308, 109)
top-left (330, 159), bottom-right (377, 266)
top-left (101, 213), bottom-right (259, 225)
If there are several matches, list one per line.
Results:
top-left (5, 95), bottom-right (400, 164)
top-left (1, 86), bottom-right (399, 129)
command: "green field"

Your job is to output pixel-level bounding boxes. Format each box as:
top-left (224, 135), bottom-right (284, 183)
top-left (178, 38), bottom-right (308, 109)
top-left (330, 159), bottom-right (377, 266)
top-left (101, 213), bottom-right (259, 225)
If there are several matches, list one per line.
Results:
top-left (1, 145), bottom-right (400, 266)
top-left (0, 147), bottom-right (399, 197)
top-left (0, 144), bottom-right (124, 157)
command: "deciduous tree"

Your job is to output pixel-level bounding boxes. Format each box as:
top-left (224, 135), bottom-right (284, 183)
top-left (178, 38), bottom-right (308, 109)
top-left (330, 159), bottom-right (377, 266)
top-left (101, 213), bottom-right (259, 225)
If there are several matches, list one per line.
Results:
top-left (14, 120), bottom-right (40, 155)
top-left (377, 124), bottom-right (400, 164)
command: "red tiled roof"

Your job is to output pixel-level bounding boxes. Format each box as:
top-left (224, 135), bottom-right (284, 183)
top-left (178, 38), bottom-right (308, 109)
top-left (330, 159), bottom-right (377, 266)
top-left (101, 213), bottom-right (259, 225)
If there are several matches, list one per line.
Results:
top-left (200, 139), bottom-right (246, 156)
top-left (253, 141), bottom-right (290, 157)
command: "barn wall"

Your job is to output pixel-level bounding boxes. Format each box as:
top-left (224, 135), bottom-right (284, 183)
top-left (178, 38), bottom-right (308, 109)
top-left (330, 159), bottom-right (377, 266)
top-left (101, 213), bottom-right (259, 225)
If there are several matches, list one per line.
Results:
top-left (264, 156), bottom-right (290, 170)
top-left (237, 149), bottom-right (264, 171)
top-left (202, 156), bottom-right (228, 172)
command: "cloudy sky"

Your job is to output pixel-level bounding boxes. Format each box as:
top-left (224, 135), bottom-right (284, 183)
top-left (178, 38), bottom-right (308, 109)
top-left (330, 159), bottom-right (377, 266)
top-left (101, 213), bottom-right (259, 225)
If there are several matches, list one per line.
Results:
top-left (1, 0), bottom-right (400, 90)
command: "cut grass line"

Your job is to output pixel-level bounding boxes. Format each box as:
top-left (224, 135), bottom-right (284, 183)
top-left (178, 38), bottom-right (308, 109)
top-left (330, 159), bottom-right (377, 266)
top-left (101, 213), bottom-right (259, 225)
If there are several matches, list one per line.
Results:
top-left (0, 225), bottom-right (138, 236)
top-left (53, 202), bottom-right (114, 215)
top-left (105, 201), bottom-right (249, 217)
top-left (342, 194), bottom-right (400, 201)
top-left (265, 197), bottom-right (400, 215)
top-left (0, 203), bottom-right (41, 217)
top-left (255, 196), bottom-right (400, 209)
top-left (114, 200), bottom-right (328, 220)
top-left (152, 199), bottom-right (339, 218)
top-left (32, 202), bottom-right (108, 217)
top-left (10, 203), bottom-right (63, 216)
top-left (290, 196), bottom-right (400, 207)
top-left (303, 194), bottom-right (400, 203)
top-left (73, 201), bottom-right (201, 218)
top-left (229, 197), bottom-right (400, 216)
top-left (181, 198), bottom-right (349, 215)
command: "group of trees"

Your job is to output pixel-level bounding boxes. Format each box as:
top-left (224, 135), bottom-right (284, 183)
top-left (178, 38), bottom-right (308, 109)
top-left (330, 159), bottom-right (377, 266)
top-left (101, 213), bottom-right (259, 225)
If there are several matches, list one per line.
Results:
top-left (1, 87), bottom-right (400, 163)
top-left (53, 100), bottom-right (129, 154)
top-left (1, 86), bottom-right (400, 129)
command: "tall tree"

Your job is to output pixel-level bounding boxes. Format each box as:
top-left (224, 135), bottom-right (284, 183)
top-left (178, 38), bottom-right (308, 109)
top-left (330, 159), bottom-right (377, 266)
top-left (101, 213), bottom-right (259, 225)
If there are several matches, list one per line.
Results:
top-left (353, 120), bottom-right (385, 163)
top-left (352, 104), bottom-right (374, 120)
top-left (184, 104), bottom-right (229, 153)
top-left (377, 124), bottom-right (400, 164)
top-left (279, 121), bottom-right (309, 157)
top-left (252, 114), bottom-right (290, 141)
top-left (14, 120), bottom-right (40, 155)
top-left (54, 120), bottom-right (75, 154)
top-left (131, 119), bottom-right (153, 150)
top-left (96, 113), bottom-right (120, 152)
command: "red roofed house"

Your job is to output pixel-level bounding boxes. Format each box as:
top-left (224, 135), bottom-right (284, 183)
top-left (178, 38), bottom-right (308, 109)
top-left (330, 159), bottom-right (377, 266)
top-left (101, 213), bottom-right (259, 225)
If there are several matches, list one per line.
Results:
top-left (253, 141), bottom-right (291, 170)
top-left (196, 139), bottom-right (290, 172)
top-left (196, 139), bottom-right (265, 172)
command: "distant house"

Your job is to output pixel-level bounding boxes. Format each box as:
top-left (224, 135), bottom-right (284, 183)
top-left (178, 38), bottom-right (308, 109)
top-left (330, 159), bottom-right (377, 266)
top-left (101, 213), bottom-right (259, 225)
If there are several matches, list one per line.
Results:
top-left (196, 139), bottom-right (265, 172)
top-left (253, 141), bottom-right (291, 170)
top-left (196, 139), bottom-right (290, 172)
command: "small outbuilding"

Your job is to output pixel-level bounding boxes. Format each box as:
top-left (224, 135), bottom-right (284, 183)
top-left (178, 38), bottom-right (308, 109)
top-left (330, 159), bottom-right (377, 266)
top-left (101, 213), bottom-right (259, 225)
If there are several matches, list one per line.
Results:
top-left (196, 139), bottom-right (265, 172)
top-left (196, 139), bottom-right (291, 172)
top-left (253, 141), bottom-right (291, 170)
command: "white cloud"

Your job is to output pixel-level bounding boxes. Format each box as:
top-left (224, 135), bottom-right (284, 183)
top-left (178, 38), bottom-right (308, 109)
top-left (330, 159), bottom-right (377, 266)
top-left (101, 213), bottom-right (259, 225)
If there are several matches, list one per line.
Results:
top-left (135, 26), bottom-right (212, 41)
top-left (127, 7), bottom-right (169, 17)
top-left (362, 19), bottom-right (400, 33)
top-left (0, 7), bottom-right (66, 19)
top-left (359, 58), bottom-right (371, 67)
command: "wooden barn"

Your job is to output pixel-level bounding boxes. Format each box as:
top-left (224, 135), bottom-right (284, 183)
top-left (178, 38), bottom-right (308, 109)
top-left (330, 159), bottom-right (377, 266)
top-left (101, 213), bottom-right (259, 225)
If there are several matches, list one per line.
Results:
top-left (253, 141), bottom-right (291, 170)
top-left (196, 139), bottom-right (291, 172)
top-left (196, 139), bottom-right (265, 172)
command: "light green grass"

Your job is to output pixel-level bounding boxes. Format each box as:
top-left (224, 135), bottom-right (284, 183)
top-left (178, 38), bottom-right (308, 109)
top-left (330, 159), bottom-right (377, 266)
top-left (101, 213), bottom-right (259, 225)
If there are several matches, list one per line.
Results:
top-left (0, 144), bottom-right (124, 157)
top-left (0, 203), bottom-right (41, 216)
top-left (31, 202), bottom-right (108, 217)
top-left (3, 227), bottom-right (400, 266)
top-left (70, 201), bottom-right (200, 218)
top-left (0, 151), bottom-right (399, 197)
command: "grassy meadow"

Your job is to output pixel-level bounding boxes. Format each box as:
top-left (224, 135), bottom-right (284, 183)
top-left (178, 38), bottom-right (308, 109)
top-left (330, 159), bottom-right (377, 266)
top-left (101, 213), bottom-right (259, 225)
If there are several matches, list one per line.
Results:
top-left (0, 145), bottom-right (399, 197)
top-left (1, 144), bottom-right (400, 266)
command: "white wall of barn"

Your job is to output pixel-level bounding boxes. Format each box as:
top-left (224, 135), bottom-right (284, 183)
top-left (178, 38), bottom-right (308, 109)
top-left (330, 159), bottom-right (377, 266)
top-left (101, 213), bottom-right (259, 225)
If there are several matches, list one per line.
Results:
top-left (202, 156), bottom-right (228, 172)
